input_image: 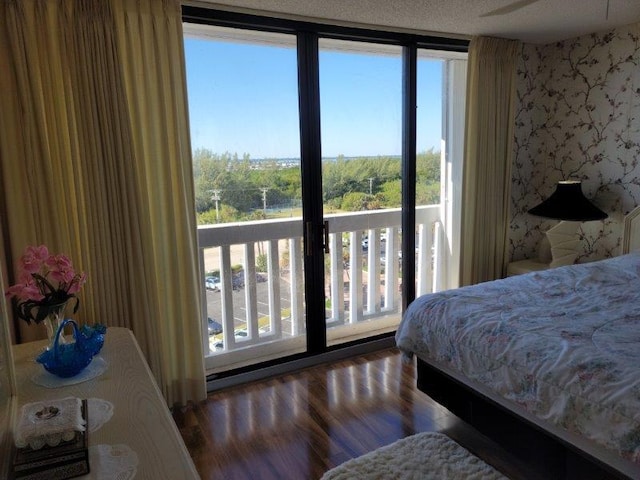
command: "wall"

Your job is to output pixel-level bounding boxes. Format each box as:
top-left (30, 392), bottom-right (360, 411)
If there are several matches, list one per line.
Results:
top-left (510, 23), bottom-right (640, 262)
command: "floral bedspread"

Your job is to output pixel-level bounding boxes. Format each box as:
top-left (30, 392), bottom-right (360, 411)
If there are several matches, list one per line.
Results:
top-left (396, 253), bottom-right (640, 465)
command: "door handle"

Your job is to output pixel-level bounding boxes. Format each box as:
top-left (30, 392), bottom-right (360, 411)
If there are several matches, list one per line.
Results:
top-left (305, 221), bottom-right (330, 255)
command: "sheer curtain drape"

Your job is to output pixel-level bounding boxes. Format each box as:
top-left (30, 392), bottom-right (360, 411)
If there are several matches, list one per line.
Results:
top-left (459, 36), bottom-right (520, 286)
top-left (0, 0), bottom-right (205, 407)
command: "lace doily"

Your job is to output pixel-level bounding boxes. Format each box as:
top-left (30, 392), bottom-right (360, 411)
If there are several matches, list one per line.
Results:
top-left (79, 444), bottom-right (139, 480)
top-left (32, 356), bottom-right (108, 388)
top-left (81, 402), bottom-right (137, 479)
top-left (87, 398), bottom-right (114, 433)
top-left (15, 397), bottom-right (134, 479)
top-left (14, 397), bottom-right (86, 449)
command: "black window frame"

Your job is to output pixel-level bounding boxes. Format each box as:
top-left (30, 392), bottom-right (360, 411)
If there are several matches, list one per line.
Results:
top-left (182, 5), bottom-right (468, 366)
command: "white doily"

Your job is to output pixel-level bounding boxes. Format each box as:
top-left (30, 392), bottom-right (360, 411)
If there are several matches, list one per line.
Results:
top-left (78, 444), bottom-right (138, 480)
top-left (32, 356), bottom-right (108, 388)
top-left (14, 397), bottom-right (86, 450)
top-left (87, 398), bottom-right (114, 433)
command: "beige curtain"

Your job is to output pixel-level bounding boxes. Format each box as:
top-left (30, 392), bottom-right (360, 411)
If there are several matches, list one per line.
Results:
top-left (0, 0), bottom-right (206, 407)
top-left (459, 36), bottom-right (520, 286)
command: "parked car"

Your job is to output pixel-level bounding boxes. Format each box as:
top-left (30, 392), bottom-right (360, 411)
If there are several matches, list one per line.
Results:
top-left (207, 317), bottom-right (222, 336)
top-left (211, 330), bottom-right (248, 350)
top-left (205, 276), bottom-right (220, 291)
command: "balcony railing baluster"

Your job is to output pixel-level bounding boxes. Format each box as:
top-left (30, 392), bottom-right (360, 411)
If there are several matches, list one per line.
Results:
top-left (383, 226), bottom-right (399, 312)
top-left (244, 243), bottom-right (259, 341)
top-left (267, 240), bottom-right (282, 339)
top-left (348, 230), bottom-right (363, 324)
top-left (328, 233), bottom-right (344, 324)
top-left (220, 245), bottom-right (235, 349)
top-left (199, 205), bottom-right (442, 366)
top-left (289, 237), bottom-right (304, 336)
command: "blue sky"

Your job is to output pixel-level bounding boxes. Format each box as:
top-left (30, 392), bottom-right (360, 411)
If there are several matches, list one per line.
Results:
top-left (184, 35), bottom-right (443, 159)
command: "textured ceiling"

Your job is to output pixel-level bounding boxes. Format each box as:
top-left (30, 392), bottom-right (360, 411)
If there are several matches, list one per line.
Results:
top-left (189, 0), bottom-right (640, 44)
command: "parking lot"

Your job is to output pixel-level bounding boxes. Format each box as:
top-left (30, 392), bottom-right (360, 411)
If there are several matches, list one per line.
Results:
top-left (204, 267), bottom-right (294, 351)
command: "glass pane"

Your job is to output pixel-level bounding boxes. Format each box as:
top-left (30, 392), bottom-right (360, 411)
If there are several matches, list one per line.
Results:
top-left (416, 52), bottom-right (445, 296)
top-left (184, 25), bottom-right (306, 370)
top-left (417, 55), bottom-right (443, 207)
top-left (318, 38), bottom-right (404, 346)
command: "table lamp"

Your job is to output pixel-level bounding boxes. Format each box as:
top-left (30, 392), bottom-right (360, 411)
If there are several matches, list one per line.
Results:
top-left (528, 180), bottom-right (608, 267)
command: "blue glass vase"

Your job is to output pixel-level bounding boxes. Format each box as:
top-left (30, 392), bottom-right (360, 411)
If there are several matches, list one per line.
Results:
top-left (79, 323), bottom-right (106, 356)
top-left (36, 319), bottom-right (96, 378)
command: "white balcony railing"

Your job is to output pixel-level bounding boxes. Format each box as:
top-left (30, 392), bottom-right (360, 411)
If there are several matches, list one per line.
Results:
top-left (198, 205), bottom-right (442, 371)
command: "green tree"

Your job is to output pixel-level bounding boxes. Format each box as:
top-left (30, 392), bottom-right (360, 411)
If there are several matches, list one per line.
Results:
top-left (380, 180), bottom-right (402, 207)
top-left (192, 149), bottom-right (441, 224)
top-left (416, 182), bottom-right (440, 206)
top-left (256, 253), bottom-right (268, 273)
top-left (341, 192), bottom-right (381, 211)
top-left (417, 148), bottom-right (440, 184)
top-left (322, 155), bottom-right (402, 206)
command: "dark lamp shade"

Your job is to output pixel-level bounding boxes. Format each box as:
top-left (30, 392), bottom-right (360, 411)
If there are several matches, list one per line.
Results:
top-left (528, 181), bottom-right (608, 221)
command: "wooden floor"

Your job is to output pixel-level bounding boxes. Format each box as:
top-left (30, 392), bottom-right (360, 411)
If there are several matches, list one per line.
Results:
top-left (172, 348), bottom-right (539, 480)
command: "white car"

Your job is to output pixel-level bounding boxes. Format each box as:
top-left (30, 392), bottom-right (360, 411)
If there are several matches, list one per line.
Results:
top-left (205, 276), bottom-right (220, 291)
top-left (212, 330), bottom-right (249, 351)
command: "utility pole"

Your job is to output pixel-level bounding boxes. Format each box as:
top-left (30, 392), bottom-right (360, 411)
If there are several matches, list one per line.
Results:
top-left (210, 189), bottom-right (221, 222)
top-left (260, 187), bottom-right (269, 213)
top-left (368, 177), bottom-right (374, 195)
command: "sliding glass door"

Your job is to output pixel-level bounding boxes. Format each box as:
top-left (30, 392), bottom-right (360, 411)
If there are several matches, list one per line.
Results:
top-left (318, 39), bottom-right (405, 345)
top-left (184, 25), bottom-right (312, 370)
top-left (182, 8), bottom-right (468, 375)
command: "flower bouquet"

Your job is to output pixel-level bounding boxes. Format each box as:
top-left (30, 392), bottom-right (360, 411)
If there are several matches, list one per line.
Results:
top-left (5, 244), bottom-right (92, 351)
top-left (5, 245), bottom-right (87, 326)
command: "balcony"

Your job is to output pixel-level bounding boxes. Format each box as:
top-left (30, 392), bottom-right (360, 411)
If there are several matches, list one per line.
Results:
top-left (198, 205), bottom-right (443, 372)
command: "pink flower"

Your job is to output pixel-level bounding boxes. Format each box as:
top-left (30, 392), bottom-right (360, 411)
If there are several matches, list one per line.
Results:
top-left (21, 245), bottom-right (49, 274)
top-left (17, 271), bottom-right (35, 285)
top-left (5, 245), bottom-right (87, 325)
top-left (5, 284), bottom-right (24, 299)
top-left (67, 273), bottom-right (87, 294)
top-left (4, 283), bottom-right (44, 302)
top-left (46, 253), bottom-right (71, 270)
top-left (22, 284), bottom-right (45, 302)
top-left (49, 255), bottom-right (76, 284)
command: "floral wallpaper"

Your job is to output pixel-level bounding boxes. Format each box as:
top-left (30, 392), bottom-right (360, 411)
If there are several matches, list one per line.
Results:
top-left (510, 22), bottom-right (640, 263)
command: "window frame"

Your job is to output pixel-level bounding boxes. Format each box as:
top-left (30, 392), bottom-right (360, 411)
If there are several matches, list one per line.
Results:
top-left (182, 7), bottom-right (469, 53)
top-left (182, 6), bottom-right (468, 384)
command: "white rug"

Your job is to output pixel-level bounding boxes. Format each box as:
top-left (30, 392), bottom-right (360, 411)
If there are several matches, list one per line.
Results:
top-left (321, 432), bottom-right (508, 480)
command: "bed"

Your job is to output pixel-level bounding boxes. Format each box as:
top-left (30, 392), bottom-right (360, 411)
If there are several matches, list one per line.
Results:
top-left (396, 207), bottom-right (640, 479)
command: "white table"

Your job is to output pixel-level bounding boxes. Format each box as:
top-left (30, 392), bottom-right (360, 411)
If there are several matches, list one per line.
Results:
top-left (9, 327), bottom-right (199, 479)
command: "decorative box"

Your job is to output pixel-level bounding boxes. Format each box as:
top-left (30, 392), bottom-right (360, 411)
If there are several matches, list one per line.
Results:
top-left (12, 398), bottom-right (89, 479)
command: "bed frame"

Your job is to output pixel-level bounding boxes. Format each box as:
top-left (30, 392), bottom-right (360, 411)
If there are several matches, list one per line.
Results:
top-left (416, 206), bottom-right (640, 479)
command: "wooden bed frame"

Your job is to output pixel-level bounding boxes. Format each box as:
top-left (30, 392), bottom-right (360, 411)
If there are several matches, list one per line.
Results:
top-left (417, 359), bottom-right (629, 479)
top-left (416, 206), bottom-right (640, 480)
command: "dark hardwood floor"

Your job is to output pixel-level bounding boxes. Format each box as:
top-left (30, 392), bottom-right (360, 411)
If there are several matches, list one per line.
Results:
top-left (172, 348), bottom-right (540, 480)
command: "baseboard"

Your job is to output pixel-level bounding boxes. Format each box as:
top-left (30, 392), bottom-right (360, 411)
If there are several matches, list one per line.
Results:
top-left (207, 336), bottom-right (396, 391)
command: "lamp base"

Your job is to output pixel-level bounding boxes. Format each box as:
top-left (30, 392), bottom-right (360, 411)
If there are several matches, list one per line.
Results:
top-left (545, 221), bottom-right (580, 268)
top-left (509, 221), bottom-right (581, 277)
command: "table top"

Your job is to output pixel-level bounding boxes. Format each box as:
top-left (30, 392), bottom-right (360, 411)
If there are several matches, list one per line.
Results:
top-left (12, 327), bottom-right (199, 479)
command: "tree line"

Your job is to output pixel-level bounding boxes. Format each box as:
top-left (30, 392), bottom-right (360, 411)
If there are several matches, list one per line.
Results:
top-left (193, 148), bottom-right (440, 224)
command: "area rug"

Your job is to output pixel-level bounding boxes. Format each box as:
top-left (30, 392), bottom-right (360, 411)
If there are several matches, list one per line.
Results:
top-left (320, 432), bottom-right (508, 480)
